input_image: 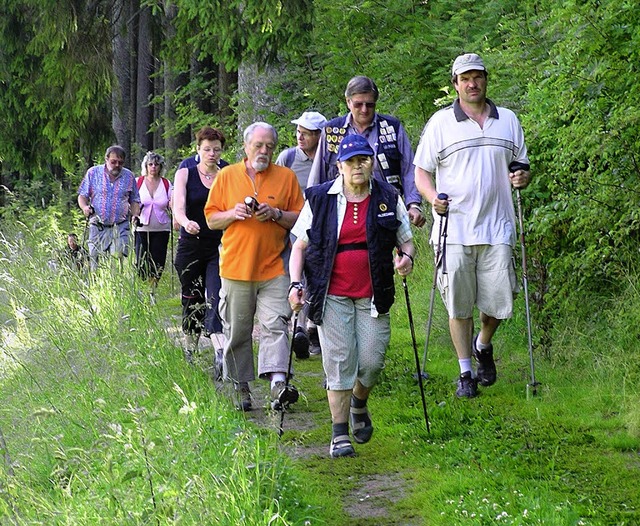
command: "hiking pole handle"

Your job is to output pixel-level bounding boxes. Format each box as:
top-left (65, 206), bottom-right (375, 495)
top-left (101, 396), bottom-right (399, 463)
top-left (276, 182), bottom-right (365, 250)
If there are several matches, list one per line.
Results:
top-left (434, 193), bottom-right (449, 217)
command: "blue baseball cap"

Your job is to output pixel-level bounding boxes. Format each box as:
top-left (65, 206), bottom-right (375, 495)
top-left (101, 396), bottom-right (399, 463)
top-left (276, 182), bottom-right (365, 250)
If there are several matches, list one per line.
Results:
top-left (336, 134), bottom-right (374, 161)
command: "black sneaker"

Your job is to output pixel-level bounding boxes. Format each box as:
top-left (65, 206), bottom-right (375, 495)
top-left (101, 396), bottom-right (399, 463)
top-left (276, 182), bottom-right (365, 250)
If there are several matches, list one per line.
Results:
top-left (456, 371), bottom-right (478, 398)
top-left (236, 382), bottom-right (252, 412)
top-left (292, 327), bottom-right (310, 359)
top-left (308, 326), bottom-right (322, 356)
top-left (270, 380), bottom-right (299, 410)
top-left (473, 334), bottom-right (497, 387)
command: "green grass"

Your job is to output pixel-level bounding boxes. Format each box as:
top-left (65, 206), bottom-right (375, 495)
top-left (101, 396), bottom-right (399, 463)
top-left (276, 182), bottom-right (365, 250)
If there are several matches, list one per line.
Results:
top-left (1, 223), bottom-right (639, 525)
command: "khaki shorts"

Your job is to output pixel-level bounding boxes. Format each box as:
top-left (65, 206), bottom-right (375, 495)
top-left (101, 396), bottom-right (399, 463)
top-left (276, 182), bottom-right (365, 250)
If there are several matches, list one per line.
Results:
top-left (437, 244), bottom-right (519, 319)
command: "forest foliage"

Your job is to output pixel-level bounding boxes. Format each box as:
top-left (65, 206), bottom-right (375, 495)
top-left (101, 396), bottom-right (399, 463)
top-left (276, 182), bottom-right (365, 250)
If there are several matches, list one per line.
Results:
top-left (1, 0), bottom-right (640, 325)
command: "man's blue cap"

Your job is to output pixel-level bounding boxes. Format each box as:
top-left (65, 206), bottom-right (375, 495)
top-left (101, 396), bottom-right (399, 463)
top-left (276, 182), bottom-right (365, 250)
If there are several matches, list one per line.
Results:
top-left (336, 134), bottom-right (374, 161)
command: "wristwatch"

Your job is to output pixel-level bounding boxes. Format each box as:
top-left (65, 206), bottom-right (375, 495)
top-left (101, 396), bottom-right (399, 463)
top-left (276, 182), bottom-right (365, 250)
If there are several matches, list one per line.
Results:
top-left (288, 281), bottom-right (303, 293)
top-left (272, 208), bottom-right (283, 221)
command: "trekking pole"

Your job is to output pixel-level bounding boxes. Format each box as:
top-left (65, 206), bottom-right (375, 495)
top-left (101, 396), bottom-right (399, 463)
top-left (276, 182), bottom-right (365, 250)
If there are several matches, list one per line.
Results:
top-left (169, 209), bottom-right (175, 296)
top-left (278, 312), bottom-right (299, 438)
top-left (509, 162), bottom-right (539, 398)
top-left (416, 193), bottom-right (449, 380)
top-left (399, 257), bottom-right (430, 433)
top-left (81, 205), bottom-right (95, 251)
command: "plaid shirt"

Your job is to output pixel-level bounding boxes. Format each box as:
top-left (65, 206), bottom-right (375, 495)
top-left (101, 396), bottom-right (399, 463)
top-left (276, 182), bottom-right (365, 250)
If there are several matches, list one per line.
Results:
top-left (78, 165), bottom-right (140, 225)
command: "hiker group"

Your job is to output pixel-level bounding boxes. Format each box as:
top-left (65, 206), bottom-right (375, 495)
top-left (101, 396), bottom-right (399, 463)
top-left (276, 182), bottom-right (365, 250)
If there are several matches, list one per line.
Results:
top-left (75, 53), bottom-right (531, 458)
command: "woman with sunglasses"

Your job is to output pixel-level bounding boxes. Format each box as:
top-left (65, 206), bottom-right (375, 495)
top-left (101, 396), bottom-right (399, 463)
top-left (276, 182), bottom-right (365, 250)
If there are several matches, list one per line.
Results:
top-left (134, 151), bottom-right (172, 303)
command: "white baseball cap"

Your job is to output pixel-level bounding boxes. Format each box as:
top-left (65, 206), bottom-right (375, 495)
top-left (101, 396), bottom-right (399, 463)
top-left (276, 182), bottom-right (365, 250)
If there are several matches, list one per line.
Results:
top-left (451, 53), bottom-right (486, 76)
top-left (291, 111), bottom-right (327, 131)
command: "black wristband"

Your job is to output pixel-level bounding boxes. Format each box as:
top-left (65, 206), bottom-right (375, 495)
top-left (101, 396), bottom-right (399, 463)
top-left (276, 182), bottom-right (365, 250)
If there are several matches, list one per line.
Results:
top-left (288, 281), bottom-right (303, 293)
top-left (398, 250), bottom-right (414, 265)
top-left (272, 208), bottom-right (283, 222)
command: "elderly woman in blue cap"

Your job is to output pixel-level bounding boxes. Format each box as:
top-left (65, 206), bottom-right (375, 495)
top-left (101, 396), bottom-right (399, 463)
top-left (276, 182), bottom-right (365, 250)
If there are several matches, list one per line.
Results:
top-left (289, 134), bottom-right (415, 458)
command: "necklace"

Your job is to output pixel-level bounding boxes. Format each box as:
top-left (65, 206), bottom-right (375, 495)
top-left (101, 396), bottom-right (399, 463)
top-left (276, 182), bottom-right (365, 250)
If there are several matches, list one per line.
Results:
top-left (198, 166), bottom-right (217, 181)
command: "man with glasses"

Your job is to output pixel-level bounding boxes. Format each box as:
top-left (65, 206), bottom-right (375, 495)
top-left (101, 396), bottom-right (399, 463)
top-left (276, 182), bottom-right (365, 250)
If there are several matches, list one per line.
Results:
top-left (204, 122), bottom-right (304, 412)
top-left (78, 145), bottom-right (141, 270)
top-left (275, 110), bottom-right (327, 358)
top-left (308, 76), bottom-right (425, 227)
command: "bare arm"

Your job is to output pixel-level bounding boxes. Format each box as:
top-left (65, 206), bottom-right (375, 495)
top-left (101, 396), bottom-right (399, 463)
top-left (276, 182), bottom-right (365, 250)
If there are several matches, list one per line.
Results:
top-left (415, 166), bottom-right (448, 215)
top-left (287, 237), bottom-right (308, 312)
top-left (130, 202), bottom-right (141, 218)
top-left (78, 195), bottom-right (92, 216)
top-left (172, 167), bottom-right (201, 235)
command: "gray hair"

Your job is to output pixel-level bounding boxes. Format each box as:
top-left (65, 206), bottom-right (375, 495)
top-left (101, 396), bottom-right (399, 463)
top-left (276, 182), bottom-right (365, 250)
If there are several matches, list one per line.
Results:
top-left (140, 151), bottom-right (166, 177)
top-left (105, 145), bottom-right (126, 160)
top-left (344, 76), bottom-right (379, 101)
top-left (243, 122), bottom-right (278, 145)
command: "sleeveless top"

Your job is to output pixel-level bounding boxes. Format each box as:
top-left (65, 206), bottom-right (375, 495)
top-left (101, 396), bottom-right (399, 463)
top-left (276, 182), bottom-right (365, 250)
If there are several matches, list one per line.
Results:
top-left (180, 166), bottom-right (222, 243)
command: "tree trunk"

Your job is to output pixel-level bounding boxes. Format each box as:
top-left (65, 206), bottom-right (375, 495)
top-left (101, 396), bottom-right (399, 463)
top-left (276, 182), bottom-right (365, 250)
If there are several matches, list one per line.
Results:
top-left (237, 61), bottom-right (284, 137)
top-left (162, 2), bottom-right (190, 167)
top-left (134, 3), bottom-right (154, 165)
top-left (111, 0), bottom-right (133, 165)
top-left (218, 63), bottom-right (237, 121)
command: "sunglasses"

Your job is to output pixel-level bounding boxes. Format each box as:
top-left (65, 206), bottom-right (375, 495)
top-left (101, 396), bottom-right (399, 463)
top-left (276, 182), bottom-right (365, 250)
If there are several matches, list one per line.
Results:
top-left (350, 101), bottom-right (376, 109)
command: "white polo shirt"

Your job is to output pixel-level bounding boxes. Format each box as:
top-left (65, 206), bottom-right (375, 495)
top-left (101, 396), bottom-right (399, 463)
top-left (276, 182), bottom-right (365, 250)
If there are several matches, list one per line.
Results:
top-left (414, 99), bottom-right (528, 247)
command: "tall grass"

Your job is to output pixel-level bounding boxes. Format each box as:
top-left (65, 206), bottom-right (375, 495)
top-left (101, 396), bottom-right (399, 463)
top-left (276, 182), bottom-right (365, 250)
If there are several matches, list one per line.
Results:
top-left (0, 226), bottom-right (315, 525)
top-left (2, 217), bottom-right (640, 525)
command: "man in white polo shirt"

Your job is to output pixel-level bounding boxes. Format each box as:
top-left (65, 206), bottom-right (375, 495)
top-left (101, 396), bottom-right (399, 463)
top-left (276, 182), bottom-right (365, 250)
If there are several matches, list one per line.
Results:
top-left (414, 52), bottom-right (532, 398)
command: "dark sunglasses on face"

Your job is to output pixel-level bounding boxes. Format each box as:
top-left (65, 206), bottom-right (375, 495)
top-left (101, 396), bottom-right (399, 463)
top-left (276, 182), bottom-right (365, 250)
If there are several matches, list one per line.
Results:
top-left (351, 101), bottom-right (376, 109)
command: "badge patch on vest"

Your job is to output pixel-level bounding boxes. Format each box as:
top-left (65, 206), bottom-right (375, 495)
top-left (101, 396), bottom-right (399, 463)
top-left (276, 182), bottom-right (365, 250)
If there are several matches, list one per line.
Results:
top-left (377, 153), bottom-right (390, 170)
top-left (379, 120), bottom-right (397, 145)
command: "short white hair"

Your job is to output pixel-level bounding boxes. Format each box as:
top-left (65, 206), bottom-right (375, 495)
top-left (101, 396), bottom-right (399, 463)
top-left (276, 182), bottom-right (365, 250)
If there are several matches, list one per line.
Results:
top-left (243, 122), bottom-right (278, 145)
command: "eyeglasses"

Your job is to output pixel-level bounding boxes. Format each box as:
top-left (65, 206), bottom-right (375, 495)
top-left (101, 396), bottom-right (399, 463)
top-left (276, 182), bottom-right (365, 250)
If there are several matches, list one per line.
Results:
top-left (148, 162), bottom-right (161, 166)
top-left (350, 101), bottom-right (376, 109)
top-left (201, 147), bottom-right (223, 154)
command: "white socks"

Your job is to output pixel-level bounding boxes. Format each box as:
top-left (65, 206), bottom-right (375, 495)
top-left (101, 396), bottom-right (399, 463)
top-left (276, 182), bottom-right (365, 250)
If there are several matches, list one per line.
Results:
top-left (459, 358), bottom-right (473, 376)
top-left (271, 373), bottom-right (286, 388)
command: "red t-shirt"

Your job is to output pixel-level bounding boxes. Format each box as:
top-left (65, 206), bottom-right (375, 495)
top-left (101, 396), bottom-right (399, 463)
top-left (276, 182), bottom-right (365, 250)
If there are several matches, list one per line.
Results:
top-left (328, 197), bottom-right (373, 298)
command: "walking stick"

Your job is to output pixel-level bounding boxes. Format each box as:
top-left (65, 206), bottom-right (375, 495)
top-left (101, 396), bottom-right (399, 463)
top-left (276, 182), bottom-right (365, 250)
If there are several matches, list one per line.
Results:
top-left (278, 312), bottom-right (299, 438)
top-left (81, 205), bottom-right (94, 251)
top-left (169, 209), bottom-right (175, 295)
top-left (416, 193), bottom-right (449, 380)
top-left (401, 266), bottom-right (430, 433)
top-left (509, 162), bottom-right (539, 397)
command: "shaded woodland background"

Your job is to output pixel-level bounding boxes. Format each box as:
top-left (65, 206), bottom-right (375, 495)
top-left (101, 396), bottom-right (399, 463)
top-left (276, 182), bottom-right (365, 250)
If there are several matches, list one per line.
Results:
top-left (2, 0), bottom-right (640, 331)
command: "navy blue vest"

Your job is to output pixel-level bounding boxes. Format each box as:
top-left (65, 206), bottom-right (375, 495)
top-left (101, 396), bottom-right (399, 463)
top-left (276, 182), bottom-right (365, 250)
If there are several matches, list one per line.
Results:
top-left (303, 179), bottom-right (401, 324)
top-left (322, 114), bottom-right (404, 192)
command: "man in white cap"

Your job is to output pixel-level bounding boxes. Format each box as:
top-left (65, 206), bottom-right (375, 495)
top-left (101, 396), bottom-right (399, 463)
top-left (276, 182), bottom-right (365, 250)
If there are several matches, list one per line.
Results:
top-left (414, 52), bottom-right (531, 399)
top-left (276, 110), bottom-right (327, 358)
top-left (276, 111), bottom-right (327, 190)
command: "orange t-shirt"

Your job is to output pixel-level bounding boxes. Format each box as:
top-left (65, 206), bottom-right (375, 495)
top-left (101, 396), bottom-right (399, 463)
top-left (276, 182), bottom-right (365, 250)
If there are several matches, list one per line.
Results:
top-left (204, 160), bottom-right (304, 281)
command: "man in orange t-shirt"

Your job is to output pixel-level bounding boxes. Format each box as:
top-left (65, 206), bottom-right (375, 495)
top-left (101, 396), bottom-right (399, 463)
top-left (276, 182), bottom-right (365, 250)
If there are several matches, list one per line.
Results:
top-left (205, 122), bottom-right (304, 412)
